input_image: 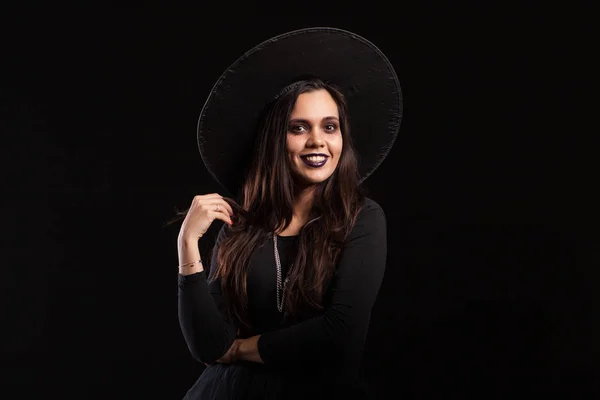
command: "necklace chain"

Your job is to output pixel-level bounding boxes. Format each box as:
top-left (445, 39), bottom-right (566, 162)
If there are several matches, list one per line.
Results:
top-left (273, 234), bottom-right (291, 313)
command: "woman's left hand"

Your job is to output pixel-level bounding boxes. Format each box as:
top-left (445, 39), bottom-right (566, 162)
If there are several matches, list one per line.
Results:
top-left (215, 339), bottom-right (243, 364)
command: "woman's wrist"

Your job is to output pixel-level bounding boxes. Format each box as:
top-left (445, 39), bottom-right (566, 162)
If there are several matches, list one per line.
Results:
top-left (177, 235), bottom-right (203, 275)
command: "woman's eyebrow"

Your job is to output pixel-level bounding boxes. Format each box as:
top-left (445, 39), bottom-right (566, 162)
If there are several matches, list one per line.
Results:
top-left (289, 116), bottom-right (339, 124)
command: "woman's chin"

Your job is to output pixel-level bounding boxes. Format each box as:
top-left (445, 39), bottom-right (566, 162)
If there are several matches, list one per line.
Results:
top-left (294, 172), bottom-right (334, 187)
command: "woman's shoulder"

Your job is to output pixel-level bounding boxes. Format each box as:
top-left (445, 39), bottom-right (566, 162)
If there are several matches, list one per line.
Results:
top-left (352, 197), bottom-right (386, 233)
top-left (358, 197), bottom-right (386, 219)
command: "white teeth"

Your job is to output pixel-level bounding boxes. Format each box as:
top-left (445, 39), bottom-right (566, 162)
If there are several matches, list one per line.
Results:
top-left (305, 156), bottom-right (326, 162)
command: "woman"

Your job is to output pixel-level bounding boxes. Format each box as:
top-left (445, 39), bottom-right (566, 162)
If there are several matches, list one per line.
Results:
top-left (176, 28), bottom-right (402, 399)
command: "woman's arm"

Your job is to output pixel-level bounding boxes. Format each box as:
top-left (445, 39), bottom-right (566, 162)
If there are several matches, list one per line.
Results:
top-left (178, 225), bottom-right (238, 363)
top-left (236, 200), bottom-right (387, 365)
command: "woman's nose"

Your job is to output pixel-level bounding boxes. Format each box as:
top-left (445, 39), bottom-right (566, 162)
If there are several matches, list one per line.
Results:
top-left (307, 130), bottom-right (325, 147)
top-left (307, 137), bottom-right (325, 148)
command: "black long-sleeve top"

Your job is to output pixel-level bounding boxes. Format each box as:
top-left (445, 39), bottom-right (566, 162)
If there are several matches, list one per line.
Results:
top-left (178, 197), bottom-right (387, 396)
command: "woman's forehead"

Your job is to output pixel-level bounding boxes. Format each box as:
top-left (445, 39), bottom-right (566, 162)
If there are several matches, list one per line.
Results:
top-left (291, 90), bottom-right (339, 119)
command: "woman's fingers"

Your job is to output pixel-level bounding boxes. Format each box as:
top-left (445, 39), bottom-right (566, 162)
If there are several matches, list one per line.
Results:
top-left (191, 195), bottom-right (233, 217)
top-left (206, 201), bottom-right (234, 218)
top-left (218, 199), bottom-right (235, 217)
top-left (209, 210), bottom-right (233, 225)
top-left (203, 193), bottom-right (224, 199)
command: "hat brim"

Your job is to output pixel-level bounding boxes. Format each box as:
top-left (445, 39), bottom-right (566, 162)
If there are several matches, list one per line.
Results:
top-left (197, 27), bottom-right (403, 197)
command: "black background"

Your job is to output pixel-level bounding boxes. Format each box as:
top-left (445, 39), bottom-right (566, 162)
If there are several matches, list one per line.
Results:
top-left (2, 5), bottom-right (596, 399)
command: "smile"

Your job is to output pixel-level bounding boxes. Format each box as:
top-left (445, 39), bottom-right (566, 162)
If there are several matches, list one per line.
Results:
top-left (300, 155), bottom-right (329, 168)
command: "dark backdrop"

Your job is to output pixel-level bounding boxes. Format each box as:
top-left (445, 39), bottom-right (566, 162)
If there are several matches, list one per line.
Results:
top-left (2, 5), bottom-right (596, 399)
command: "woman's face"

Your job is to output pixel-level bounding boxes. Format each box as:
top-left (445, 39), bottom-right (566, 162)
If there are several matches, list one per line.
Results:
top-left (286, 89), bottom-right (343, 188)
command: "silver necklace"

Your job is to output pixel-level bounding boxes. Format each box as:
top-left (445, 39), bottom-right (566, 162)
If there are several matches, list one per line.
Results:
top-left (273, 234), bottom-right (291, 313)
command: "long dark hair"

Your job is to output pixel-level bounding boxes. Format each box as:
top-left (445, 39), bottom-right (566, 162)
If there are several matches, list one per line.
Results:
top-left (211, 78), bottom-right (366, 327)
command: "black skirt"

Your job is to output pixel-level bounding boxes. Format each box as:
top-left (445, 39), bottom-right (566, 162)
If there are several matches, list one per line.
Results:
top-left (182, 362), bottom-right (370, 400)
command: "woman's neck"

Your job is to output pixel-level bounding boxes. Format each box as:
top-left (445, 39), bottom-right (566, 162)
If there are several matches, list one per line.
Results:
top-left (275, 185), bottom-right (317, 236)
top-left (293, 184), bottom-right (316, 223)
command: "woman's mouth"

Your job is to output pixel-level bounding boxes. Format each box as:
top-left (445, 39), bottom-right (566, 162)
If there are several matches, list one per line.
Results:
top-left (300, 155), bottom-right (329, 168)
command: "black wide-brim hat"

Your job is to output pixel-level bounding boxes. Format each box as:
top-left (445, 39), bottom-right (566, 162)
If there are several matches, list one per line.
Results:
top-left (197, 27), bottom-right (403, 198)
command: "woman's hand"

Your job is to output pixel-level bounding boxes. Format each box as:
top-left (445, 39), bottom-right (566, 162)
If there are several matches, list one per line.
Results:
top-left (214, 336), bottom-right (264, 364)
top-left (235, 335), bottom-right (264, 364)
top-left (178, 193), bottom-right (234, 243)
top-left (215, 339), bottom-right (243, 364)
top-left (177, 193), bottom-right (234, 275)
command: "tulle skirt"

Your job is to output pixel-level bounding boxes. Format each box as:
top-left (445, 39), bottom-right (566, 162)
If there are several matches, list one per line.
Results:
top-left (182, 362), bottom-right (369, 400)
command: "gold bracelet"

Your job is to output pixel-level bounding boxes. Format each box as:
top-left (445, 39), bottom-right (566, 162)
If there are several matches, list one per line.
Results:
top-left (178, 260), bottom-right (202, 268)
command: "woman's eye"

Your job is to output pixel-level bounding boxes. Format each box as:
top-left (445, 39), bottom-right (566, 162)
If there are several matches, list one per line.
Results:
top-left (290, 125), bottom-right (306, 133)
top-left (325, 124), bottom-right (338, 132)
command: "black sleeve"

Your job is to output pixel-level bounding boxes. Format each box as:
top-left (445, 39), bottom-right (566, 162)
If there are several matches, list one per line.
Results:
top-left (178, 225), bottom-right (237, 363)
top-left (257, 200), bottom-right (387, 365)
